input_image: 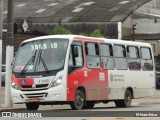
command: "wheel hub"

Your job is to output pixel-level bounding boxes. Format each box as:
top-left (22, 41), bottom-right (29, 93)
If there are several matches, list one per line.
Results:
top-left (76, 95), bottom-right (84, 105)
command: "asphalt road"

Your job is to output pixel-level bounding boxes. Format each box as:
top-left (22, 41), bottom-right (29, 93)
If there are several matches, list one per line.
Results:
top-left (1, 105), bottom-right (160, 120)
top-left (0, 87), bottom-right (160, 119)
top-left (1, 101), bottom-right (160, 118)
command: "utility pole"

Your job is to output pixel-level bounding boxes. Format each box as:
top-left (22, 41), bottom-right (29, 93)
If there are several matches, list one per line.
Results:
top-left (7, 0), bottom-right (14, 46)
top-left (0, 0), bottom-right (3, 40)
top-left (0, 0), bottom-right (4, 107)
top-left (5, 0), bottom-right (14, 108)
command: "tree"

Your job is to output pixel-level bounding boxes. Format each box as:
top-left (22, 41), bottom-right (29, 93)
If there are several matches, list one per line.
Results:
top-left (79, 32), bottom-right (89, 36)
top-left (52, 25), bottom-right (72, 35)
top-left (79, 29), bottom-right (104, 37)
top-left (90, 29), bottom-right (104, 37)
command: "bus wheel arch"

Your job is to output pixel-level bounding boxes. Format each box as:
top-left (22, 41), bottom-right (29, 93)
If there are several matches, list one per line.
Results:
top-left (114, 88), bottom-right (133, 108)
top-left (70, 86), bottom-right (86, 110)
top-left (77, 87), bottom-right (86, 97)
top-left (127, 87), bottom-right (134, 99)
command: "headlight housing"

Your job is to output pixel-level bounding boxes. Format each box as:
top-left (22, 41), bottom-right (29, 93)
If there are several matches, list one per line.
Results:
top-left (11, 81), bottom-right (20, 90)
top-left (50, 76), bottom-right (62, 88)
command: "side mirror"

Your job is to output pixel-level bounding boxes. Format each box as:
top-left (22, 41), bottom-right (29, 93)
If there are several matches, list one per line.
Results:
top-left (74, 46), bottom-right (79, 57)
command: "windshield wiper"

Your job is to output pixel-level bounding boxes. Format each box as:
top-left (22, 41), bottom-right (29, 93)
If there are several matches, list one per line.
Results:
top-left (20, 50), bottom-right (37, 74)
top-left (37, 44), bottom-right (49, 73)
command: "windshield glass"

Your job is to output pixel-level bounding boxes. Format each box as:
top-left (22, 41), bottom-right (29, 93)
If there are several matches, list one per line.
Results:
top-left (13, 38), bottom-right (68, 73)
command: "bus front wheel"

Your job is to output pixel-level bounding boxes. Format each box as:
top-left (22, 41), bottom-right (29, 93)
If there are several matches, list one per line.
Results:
top-left (70, 90), bottom-right (85, 110)
top-left (114, 89), bottom-right (132, 108)
top-left (26, 103), bottom-right (39, 110)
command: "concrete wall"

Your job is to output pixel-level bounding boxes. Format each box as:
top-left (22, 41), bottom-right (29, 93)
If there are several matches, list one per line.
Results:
top-left (137, 0), bottom-right (160, 14)
top-left (133, 18), bottom-right (160, 34)
top-left (122, 16), bottom-right (132, 37)
top-left (133, 0), bottom-right (160, 34)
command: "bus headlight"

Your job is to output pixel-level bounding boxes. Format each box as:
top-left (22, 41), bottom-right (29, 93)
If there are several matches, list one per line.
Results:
top-left (50, 77), bottom-right (62, 88)
top-left (11, 81), bottom-right (20, 90)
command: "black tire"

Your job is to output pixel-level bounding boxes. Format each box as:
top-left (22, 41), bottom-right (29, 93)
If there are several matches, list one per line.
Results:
top-left (70, 90), bottom-right (85, 110)
top-left (114, 89), bottom-right (132, 108)
top-left (26, 103), bottom-right (39, 110)
top-left (83, 102), bottom-right (95, 109)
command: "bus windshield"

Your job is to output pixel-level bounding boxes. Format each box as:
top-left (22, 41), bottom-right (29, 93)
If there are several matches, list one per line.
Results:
top-left (13, 38), bottom-right (68, 73)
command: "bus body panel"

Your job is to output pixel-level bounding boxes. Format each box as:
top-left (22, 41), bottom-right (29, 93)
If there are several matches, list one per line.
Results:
top-left (11, 84), bottom-right (66, 104)
top-left (11, 70), bottom-right (68, 103)
top-left (67, 68), bottom-right (108, 101)
top-left (108, 70), bottom-right (155, 100)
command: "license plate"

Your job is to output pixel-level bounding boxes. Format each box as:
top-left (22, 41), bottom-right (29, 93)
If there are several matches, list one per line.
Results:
top-left (35, 79), bottom-right (49, 84)
top-left (28, 98), bottom-right (39, 102)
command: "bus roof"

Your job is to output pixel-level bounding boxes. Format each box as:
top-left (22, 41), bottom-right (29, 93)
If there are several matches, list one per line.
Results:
top-left (105, 39), bottom-right (151, 47)
top-left (21, 35), bottom-right (105, 44)
top-left (21, 35), bottom-right (76, 44)
top-left (21, 35), bottom-right (151, 47)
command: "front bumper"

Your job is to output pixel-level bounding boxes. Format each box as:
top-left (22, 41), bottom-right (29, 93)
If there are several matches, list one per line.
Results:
top-left (11, 84), bottom-right (67, 104)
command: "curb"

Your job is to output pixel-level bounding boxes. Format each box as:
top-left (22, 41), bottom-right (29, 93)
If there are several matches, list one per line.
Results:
top-left (0, 108), bottom-right (27, 112)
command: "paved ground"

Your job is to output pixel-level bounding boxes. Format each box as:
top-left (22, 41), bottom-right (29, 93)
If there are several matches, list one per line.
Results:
top-left (0, 88), bottom-right (160, 111)
top-left (0, 89), bottom-right (160, 119)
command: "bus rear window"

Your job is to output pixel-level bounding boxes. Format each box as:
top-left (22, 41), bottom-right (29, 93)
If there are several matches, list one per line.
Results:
top-left (127, 46), bottom-right (141, 70)
top-left (140, 47), bottom-right (153, 71)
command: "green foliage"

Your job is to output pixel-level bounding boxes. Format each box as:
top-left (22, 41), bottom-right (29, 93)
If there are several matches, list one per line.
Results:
top-left (52, 26), bottom-right (104, 38)
top-left (79, 29), bottom-right (104, 37)
top-left (52, 25), bottom-right (72, 35)
top-left (90, 29), bottom-right (104, 37)
top-left (79, 32), bottom-right (89, 36)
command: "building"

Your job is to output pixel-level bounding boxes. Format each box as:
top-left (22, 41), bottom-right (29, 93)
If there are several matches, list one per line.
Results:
top-left (132, 0), bottom-right (160, 62)
top-left (2, 0), bottom-right (150, 48)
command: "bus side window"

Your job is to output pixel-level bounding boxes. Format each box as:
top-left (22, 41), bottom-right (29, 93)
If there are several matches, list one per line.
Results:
top-left (68, 41), bottom-right (83, 74)
top-left (99, 44), bottom-right (115, 70)
top-left (114, 45), bottom-right (128, 70)
top-left (140, 47), bottom-right (153, 71)
top-left (127, 46), bottom-right (141, 70)
top-left (85, 42), bottom-right (100, 69)
top-left (69, 45), bottom-right (83, 67)
top-left (75, 46), bottom-right (83, 66)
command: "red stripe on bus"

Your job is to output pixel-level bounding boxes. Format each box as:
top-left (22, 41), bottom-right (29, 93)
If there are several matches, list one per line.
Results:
top-left (74, 36), bottom-right (105, 42)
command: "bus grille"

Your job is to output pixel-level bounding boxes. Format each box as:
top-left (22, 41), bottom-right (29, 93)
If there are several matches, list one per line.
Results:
top-left (24, 92), bottom-right (47, 98)
top-left (21, 84), bottom-right (49, 91)
top-left (21, 85), bottom-right (32, 88)
top-left (36, 84), bottom-right (48, 88)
